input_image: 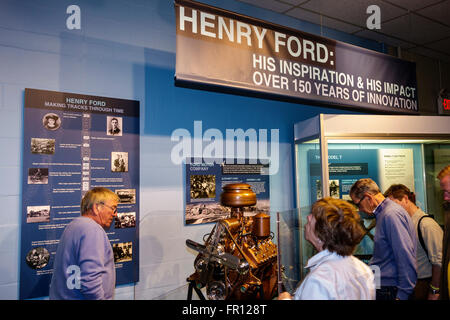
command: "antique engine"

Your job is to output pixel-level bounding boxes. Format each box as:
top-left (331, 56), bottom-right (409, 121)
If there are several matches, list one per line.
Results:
top-left (186, 183), bottom-right (278, 300)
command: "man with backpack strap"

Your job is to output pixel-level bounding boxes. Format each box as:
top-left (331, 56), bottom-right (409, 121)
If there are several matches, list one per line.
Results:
top-left (384, 184), bottom-right (443, 300)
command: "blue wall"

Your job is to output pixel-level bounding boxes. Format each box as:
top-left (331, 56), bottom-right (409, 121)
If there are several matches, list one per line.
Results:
top-left (0, 0), bottom-right (381, 299)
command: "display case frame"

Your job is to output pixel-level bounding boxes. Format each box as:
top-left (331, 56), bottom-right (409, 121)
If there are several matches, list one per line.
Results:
top-left (295, 114), bottom-right (450, 207)
top-left (291, 114), bottom-right (450, 282)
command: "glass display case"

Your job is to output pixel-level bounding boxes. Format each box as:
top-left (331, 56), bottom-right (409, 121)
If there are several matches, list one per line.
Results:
top-left (277, 208), bottom-right (310, 292)
top-left (287, 114), bottom-right (450, 289)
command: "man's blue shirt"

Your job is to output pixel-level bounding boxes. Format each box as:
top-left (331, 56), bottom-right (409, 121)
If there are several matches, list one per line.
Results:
top-left (370, 198), bottom-right (417, 300)
top-left (49, 217), bottom-right (115, 300)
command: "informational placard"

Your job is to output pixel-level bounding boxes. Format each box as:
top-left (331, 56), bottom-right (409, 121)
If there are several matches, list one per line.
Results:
top-left (185, 158), bottom-right (270, 225)
top-left (20, 88), bottom-right (140, 299)
top-left (307, 149), bottom-right (380, 203)
top-left (175, 0), bottom-right (418, 113)
top-left (308, 148), bottom-right (414, 201)
top-left (377, 149), bottom-right (414, 192)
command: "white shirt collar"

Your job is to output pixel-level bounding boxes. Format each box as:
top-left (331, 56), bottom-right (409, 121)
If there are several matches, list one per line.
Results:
top-left (305, 249), bottom-right (343, 269)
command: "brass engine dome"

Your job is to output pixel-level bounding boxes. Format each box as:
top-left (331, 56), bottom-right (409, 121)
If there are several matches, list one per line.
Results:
top-left (220, 183), bottom-right (257, 208)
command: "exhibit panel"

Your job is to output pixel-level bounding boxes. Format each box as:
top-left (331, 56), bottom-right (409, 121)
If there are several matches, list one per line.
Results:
top-left (184, 158), bottom-right (270, 225)
top-left (20, 89), bottom-right (140, 299)
top-left (294, 114), bottom-right (450, 268)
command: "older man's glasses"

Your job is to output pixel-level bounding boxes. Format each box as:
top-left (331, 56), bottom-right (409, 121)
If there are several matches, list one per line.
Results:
top-left (354, 195), bottom-right (367, 209)
top-left (100, 203), bottom-right (117, 214)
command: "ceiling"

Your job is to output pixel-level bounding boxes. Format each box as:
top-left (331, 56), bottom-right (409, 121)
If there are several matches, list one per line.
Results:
top-left (236, 0), bottom-right (450, 63)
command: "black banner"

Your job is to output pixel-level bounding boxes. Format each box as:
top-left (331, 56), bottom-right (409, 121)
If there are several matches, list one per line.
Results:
top-left (25, 88), bottom-right (139, 117)
top-left (175, 0), bottom-right (418, 113)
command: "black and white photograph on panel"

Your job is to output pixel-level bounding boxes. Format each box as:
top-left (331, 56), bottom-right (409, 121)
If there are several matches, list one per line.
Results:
top-left (111, 152), bottom-right (128, 172)
top-left (190, 174), bottom-right (216, 199)
top-left (28, 168), bottom-right (49, 184)
top-left (31, 138), bottom-right (55, 155)
top-left (106, 116), bottom-right (122, 136)
top-left (115, 212), bottom-right (136, 229)
top-left (42, 113), bottom-right (61, 131)
top-left (26, 205), bottom-right (50, 223)
top-left (113, 242), bottom-right (133, 263)
top-left (115, 189), bottom-right (136, 204)
top-left (25, 247), bottom-right (50, 270)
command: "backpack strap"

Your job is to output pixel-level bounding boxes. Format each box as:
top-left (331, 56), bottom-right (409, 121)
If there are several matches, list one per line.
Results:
top-left (417, 215), bottom-right (434, 260)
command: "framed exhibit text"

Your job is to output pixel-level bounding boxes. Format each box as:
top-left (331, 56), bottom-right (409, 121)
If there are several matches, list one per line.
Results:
top-left (19, 88), bottom-right (140, 299)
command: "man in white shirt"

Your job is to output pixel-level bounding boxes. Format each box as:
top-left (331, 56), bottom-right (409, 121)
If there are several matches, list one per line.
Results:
top-left (384, 184), bottom-right (442, 300)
